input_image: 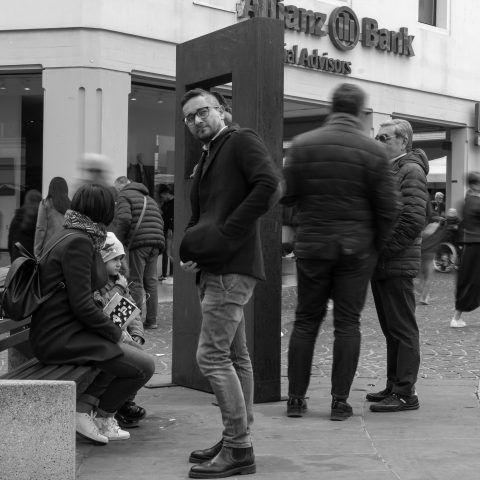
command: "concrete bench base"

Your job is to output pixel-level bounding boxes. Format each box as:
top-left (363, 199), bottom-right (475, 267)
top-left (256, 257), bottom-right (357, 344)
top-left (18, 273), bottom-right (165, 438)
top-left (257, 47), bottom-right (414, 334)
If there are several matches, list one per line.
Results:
top-left (0, 380), bottom-right (76, 480)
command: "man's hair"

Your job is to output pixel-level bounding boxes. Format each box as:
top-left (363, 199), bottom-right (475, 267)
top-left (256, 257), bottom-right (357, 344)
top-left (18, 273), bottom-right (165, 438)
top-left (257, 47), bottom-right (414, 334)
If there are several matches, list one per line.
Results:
top-left (114, 176), bottom-right (130, 190)
top-left (467, 171), bottom-right (480, 187)
top-left (331, 83), bottom-right (365, 117)
top-left (180, 88), bottom-right (220, 108)
top-left (380, 119), bottom-right (414, 151)
top-left (158, 183), bottom-right (173, 196)
top-left (435, 192), bottom-right (444, 200)
top-left (71, 183), bottom-right (115, 225)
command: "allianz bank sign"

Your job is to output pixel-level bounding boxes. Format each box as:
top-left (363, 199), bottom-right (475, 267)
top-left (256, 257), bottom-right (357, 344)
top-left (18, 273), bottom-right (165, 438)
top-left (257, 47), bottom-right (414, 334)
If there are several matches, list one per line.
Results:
top-left (236, 1), bottom-right (415, 76)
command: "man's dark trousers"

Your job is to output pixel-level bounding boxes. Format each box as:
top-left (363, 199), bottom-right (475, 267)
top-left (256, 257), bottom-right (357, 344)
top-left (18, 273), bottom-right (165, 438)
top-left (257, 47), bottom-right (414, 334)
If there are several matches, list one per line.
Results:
top-left (371, 276), bottom-right (420, 396)
top-left (288, 252), bottom-right (376, 400)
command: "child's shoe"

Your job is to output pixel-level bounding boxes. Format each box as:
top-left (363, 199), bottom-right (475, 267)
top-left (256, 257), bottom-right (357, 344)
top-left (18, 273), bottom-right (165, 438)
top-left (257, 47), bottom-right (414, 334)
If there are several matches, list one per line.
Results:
top-left (115, 401), bottom-right (146, 428)
top-left (95, 415), bottom-right (130, 440)
top-left (76, 411), bottom-right (108, 445)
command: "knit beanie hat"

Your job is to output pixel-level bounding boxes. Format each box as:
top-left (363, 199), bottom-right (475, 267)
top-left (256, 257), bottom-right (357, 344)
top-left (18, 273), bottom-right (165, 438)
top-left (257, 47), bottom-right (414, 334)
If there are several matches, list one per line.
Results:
top-left (101, 232), bottom-right (125, 263)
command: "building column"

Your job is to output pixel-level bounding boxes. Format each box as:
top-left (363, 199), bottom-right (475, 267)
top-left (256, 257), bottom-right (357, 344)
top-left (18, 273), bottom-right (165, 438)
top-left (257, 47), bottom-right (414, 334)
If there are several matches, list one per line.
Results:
top-left (42, 68), bottom-right (131, 193)
top-left (449, 128), bottom-right (468, 209)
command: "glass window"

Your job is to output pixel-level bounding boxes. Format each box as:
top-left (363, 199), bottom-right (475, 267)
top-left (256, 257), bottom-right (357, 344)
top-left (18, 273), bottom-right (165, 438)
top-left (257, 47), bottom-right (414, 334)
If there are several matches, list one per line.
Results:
top-left (0, 74), bottom-right (43, 266)
top-left (419, 0), bottom-right (448, 28)
top-left (127, 83), bottom-right (175, 202)
top-left (419, 0), bottom-right (436, 25)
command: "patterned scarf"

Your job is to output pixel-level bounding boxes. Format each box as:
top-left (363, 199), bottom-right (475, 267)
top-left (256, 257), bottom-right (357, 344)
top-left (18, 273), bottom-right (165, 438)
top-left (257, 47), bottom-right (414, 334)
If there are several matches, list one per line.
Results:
top-left (63, 209), bottom-right (107, 252)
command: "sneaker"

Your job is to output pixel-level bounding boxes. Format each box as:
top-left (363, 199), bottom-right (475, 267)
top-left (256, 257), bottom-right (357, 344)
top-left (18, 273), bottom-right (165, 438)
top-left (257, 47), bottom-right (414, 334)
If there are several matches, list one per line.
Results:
top-left (76, 411), bottom-right (108, 445)
top-left (370, 393), bottom-right (419, 412)
top-left (366, 387), bottom-right (392, 402)
top-left (115, 401), bottom-right (146, 428)
top-left (450, 318), bottom-right (466, 328)
top-left (330, 399), bottom-right (353, 421)
top-left (286, 397), bottom-right (307, 417)
top-left (95, 416), bottom-right (131, 440)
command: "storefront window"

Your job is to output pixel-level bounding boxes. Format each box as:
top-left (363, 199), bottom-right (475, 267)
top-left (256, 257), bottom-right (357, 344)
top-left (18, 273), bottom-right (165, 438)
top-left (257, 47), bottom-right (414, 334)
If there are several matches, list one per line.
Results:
top-left (127, 83), bottom-right (175, 201)
top-left (0, 73), bottom-right (43, 266)
top-left (419, 0), bottom-right (448, 28)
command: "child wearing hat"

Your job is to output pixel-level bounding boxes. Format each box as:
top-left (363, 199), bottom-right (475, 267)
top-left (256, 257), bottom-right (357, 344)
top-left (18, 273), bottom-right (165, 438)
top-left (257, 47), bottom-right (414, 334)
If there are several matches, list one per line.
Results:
top-left (92, 232), bottom-right (148, 429)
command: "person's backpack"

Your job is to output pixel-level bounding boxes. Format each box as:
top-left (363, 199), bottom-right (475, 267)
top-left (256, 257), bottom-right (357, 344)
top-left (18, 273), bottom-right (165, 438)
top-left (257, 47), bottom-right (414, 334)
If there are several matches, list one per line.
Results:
top-left (0, 232), bottom-right (77, 321)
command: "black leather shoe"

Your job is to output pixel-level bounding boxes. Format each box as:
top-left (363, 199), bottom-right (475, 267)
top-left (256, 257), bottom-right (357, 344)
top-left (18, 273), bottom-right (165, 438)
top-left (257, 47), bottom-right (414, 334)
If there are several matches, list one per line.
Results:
top-left (189, 439), bottom-right (223, 464)
top-left (370, 393), bottom-right (419, 412)
top-left (366, 387), bottom-right (391, 402)
top-left (189, 446), bottom-right (256, 478)
top-left (286, 397), bottom-right (307, 417)
top-left (330, 399), bottom-right (353, 421)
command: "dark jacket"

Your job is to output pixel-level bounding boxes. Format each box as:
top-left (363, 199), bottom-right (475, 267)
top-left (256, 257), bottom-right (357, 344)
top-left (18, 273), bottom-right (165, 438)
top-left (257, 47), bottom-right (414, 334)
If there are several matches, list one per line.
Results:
top-left (30, 229), bottom-right (123, 365)
top-left (460, 192), bottom-right (480, 244)
top-left (374, 149), bottom-right (429, 279)
top-left (8, 207), bottom-right (37, 261)
top-left (179, 127), bottom-right (280, 280)
top-left (282, 113), bottom-right (400, 259)
top-left (113, 182), bottom-right (165, 252)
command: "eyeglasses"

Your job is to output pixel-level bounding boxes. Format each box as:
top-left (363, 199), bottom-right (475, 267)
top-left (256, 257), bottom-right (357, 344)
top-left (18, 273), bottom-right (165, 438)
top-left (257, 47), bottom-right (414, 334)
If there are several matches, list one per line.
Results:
top-left (375, 134), bottom-right (396, 143)
top-left (184, 106), bottom-right (220, 126)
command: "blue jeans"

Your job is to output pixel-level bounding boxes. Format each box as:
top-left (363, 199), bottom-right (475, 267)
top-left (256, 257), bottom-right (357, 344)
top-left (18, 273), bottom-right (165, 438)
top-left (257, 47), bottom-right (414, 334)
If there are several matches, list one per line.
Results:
top-left (80, 342), bottom-right (155, 413)
top-left (129, 246), bottom-right (159, 325)
top-left (197, 272), bottom-right (256, 448)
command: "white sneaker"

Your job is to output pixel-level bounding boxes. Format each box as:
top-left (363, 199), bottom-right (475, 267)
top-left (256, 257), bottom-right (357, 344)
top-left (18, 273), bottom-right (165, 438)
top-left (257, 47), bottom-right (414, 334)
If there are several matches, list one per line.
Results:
top-left (95, 416), bottom-right (131, 440)
top-left (450, 318), bottom-right (466, 328)
top-left (76, 411), bottom-right (108, 445)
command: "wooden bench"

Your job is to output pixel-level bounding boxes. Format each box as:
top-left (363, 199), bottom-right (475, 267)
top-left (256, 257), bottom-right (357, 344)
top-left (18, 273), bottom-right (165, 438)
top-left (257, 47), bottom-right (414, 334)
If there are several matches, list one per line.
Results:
top-left (0, 317), bottom-right (98, 391)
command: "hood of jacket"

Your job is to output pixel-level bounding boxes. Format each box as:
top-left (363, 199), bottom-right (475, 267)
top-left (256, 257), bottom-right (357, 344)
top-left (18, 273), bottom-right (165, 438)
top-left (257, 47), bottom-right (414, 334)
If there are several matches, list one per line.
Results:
top-left (394, 148), bottom-right (430, 175)
top-left (121, 181), bottom-right (149, 195)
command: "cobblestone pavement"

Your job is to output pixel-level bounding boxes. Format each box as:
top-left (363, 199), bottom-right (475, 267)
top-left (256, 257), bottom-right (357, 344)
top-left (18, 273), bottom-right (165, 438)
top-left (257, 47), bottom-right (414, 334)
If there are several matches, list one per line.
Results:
top-left (3, 270), bottom-right (478, 384)
top-left (145, 270), bottom-right (480, 387)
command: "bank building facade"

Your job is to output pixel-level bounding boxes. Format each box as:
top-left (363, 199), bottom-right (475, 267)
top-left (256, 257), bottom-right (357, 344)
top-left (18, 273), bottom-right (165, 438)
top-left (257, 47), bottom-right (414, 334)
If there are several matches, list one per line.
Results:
top-left (0, 0), bottom-right (479, 261)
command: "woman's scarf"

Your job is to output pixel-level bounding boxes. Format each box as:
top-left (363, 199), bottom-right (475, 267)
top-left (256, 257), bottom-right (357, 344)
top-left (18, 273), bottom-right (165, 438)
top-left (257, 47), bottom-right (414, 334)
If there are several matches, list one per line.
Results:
top-left (63, 209), bottom-right (107, 252)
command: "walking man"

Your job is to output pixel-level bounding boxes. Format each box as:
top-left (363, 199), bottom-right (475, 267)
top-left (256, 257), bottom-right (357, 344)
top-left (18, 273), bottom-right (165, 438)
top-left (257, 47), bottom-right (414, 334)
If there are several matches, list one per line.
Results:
top-left (113, 176), bottom-right (164, 329)
top-left (179, 88), bottom-right (280, 478)
top-left (368, 119), bottom-right (429, 412)
top-left (282, 83), bottom-right (399, 421)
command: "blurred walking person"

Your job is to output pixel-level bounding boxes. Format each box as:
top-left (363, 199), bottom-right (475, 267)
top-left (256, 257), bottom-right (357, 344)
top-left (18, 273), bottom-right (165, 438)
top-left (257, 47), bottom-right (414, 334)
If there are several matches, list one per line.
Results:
top-left (34, 177), bottom-right (71, 258)
top-left (282, 83), bottom-right (399, 421)
top-left (450, 172), bottom-right (480, 328)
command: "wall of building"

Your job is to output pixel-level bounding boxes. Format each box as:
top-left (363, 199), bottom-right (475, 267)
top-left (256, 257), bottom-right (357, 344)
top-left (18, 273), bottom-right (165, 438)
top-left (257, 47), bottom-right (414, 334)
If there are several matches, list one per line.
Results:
top-left (0, 0), bottom-right (479, 201)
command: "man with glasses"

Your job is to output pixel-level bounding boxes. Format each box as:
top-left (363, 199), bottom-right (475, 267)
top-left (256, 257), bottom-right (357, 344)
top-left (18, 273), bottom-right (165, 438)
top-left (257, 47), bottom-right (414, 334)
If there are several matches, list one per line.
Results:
top-left (179, 88), bottom-right (280, 478)
top-left (282, 83), bottom-right (399, 422)
top-left (367, 119), bottom-right (429, 412)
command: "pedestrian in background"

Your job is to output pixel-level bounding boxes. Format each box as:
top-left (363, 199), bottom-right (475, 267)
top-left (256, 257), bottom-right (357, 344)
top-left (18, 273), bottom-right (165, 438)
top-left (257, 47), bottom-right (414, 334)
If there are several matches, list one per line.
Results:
top-left (157, 184), bottom-right (174, 281)
top-left (113, 176), bottom-right (164, 329)
top-left (8, 189), bottom-right (42, 261)
top-left (368, 119), bottom-right (429, 412)
top-left (450, 171), bottom-right (480, 328)
top-left (179, 88), bottom-right (280, 478)
top-left (34, 176), bottom-right (71, 258)
top-left (282, 83), bottom-right (399, 421)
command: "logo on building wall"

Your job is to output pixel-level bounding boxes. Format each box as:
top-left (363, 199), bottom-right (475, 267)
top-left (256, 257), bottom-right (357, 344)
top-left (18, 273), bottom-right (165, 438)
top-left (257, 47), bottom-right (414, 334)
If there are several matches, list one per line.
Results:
top-left (236, 1), bottom-right (415, 62)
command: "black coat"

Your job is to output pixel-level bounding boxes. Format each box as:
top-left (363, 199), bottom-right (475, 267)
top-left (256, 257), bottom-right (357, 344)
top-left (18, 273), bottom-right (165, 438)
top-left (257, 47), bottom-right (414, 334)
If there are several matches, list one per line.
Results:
top-left (282, 113), bottom-right (400, 259)
top-left (30, 229), bottom-right (123, 365)
top-left (374, 149), bottom-right (429, 279)
top-left (180, 127), bottom-right (280, 280)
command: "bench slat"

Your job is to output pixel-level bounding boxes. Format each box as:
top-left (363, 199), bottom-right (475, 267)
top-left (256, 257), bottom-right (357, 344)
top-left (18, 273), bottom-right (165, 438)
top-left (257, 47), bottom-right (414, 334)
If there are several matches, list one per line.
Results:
top-left (0, 318), bottom-right (31, 336)
top-left (0, 329), bottom-right (30, 352)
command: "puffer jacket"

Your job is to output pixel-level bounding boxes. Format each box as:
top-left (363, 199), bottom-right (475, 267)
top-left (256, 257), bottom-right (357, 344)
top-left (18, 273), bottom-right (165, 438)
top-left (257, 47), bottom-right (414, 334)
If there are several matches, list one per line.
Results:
top-left (374, 149), bottom-right (429, 279)
top-left (282, 113), bottom-right (400, 259)
top-left (113, 182), bottom-right (165, 252)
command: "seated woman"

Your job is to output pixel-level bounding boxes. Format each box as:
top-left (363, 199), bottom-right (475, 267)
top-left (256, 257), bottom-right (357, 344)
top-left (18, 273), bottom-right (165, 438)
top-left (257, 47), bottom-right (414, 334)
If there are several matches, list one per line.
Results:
top-left (29, 183), bottom-right (155, 445)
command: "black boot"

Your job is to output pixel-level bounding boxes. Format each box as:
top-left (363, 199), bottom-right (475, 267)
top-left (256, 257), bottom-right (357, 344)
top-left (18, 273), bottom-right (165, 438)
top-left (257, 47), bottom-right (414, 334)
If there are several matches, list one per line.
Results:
top-left (189, 446), bottom-right (256, 479)
top-left (189, 439), bottom-right (223, 464)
